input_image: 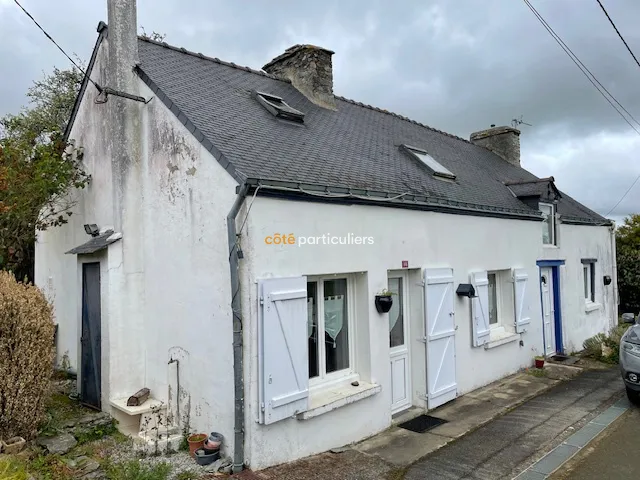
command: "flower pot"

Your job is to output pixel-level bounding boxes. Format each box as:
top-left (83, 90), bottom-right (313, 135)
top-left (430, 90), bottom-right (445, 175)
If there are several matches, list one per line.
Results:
top-left (375, 295), bottom-right (393, 313)
top-left (3, 436), bottom-right (26, 454)
top-left (535, 358), bottom-right (545, 369)
top-left (194, 447), bottom-right (220, 466)
top-left (187, 433), bottom-right (207, 458)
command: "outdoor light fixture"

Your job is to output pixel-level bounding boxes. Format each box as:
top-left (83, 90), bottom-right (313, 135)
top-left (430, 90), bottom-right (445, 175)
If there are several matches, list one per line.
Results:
top-left (456, 283), bottom-right (475, 298)
top-left (603, 275), bottom-right (612, 286)
top-left (84, 224), bottom-right (100, 237)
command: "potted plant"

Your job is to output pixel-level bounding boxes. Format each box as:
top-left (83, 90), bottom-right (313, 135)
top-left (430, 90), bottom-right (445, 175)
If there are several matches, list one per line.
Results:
top-left (375, 289), bottom-right (395, 314)
top-left (534, 355), bottom-right (545, 369)
top-left (187, 433), bottom-right (207, 458)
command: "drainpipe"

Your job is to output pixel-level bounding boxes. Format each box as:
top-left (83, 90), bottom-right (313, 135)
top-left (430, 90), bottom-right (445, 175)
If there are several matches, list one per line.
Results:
top-left (228, 183), bottom-right (250, 473)
top-left (610, 223), bottom-right (618, 327)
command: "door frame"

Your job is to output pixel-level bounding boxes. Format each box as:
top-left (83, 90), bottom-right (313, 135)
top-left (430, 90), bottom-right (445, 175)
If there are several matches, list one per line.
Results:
top-left (537, 260), bottom-right (565, 355)
top-left (388, 270), bottom-right (411, 414)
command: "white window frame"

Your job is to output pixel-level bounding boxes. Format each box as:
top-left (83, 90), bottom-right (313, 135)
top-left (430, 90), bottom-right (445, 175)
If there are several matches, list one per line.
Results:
top-left (403, 145), bottom-right (456, 180)
top-left (582, 261), bottom-right (596, 303)
top-left (307, 274), bottom-right (357, 390)
top-left (487, 270), bottom-right (516, 339)
top-left (540, 202), bottom-right (556, 246)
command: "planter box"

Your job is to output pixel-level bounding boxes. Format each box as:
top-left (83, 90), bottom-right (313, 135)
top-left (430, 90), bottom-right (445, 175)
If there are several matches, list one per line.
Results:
top-left (3, 436), bottom-right (26, 454)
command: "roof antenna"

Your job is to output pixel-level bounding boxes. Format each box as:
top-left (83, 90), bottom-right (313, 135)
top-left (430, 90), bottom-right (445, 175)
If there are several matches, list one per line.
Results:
top-left (511, 115), bottom-right (532, 129)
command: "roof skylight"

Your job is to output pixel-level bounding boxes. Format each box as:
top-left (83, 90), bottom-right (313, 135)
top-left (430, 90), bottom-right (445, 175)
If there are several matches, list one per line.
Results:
top-left (403, 145), bottom-right (456, 180)
top-left (254, 91), bottom-right (305, 124)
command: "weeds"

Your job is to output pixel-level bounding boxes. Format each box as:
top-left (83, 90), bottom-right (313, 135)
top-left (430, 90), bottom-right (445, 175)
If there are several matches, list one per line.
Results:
top-left (583, 324), bottom-right (632, 364)
top-left (74, 420), bottom-right (118, 445)
top-left (525, 368), bottom-right (547, 378)
top-left (0, 458), bottom-right (29, 480)
top-left (175, 471), bottom-right (199, 480)
top-left (104, 460), bottom-right (171, 480)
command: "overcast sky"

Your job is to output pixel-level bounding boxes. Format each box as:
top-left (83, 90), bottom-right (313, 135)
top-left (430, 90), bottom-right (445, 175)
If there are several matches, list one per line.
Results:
top-left (1, 0), bottom-right (639, 221)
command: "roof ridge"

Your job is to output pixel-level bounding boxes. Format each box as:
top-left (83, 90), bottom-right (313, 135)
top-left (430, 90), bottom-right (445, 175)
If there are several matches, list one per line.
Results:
top-left (138, 37), bottom-right (474, 145)
top-left (137, 36), bottom-right (291, 84)
top-left (334, 95), bottom-right (472, 145)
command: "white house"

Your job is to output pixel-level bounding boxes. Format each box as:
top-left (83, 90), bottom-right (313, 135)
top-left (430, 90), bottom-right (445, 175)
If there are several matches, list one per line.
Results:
top-left (35, 0), bottom-right (618, 472)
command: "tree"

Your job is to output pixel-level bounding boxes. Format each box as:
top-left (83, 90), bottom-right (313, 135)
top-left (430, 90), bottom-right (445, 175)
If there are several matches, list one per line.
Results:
top-left (0, 66), bottom-right (90, 281)
top-left (616, 214), bottom-right (640, 313)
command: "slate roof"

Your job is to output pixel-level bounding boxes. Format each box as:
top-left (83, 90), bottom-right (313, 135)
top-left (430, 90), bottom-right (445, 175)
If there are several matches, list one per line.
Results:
top-left (66, 230), bottom-right (121, 255)
top-left (131, 37), bottom-right (608, 225)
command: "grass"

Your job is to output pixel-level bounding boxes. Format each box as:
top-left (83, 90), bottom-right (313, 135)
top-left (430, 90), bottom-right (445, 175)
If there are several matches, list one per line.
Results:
top-left (525, 367), bottom-right (548, 378)
top-left (39, 392), bottom-right (90, 437)
top-left (175, 471), bottom-right (199, 480)
top-left (104, 460), bottom-right (171, 480)
top-left (74, 420), bottom-right (118, 445)
top-left (0, 458), bottom-right (30, 480)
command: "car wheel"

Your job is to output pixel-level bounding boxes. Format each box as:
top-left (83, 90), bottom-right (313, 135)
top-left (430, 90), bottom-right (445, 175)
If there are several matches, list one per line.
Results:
top-left (626, 386), bottom-right (640, 405)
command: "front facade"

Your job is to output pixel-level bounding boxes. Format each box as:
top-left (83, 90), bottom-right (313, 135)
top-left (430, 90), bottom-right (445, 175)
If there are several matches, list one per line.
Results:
top-left (35, 0), bottom-right (617, 471)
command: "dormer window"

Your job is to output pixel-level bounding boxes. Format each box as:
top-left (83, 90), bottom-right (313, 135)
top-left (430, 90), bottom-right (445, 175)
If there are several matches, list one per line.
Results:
top-left (254, 91), bottom-right (305, 124)
top-left (540, 202), bottom-right (556, 245)
top-left (402, 145), bottom-right (456, 180)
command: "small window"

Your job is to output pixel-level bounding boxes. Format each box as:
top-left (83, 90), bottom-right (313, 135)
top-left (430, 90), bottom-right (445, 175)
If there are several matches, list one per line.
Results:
top-left (403, 145), bottom-right (456, 180)
top-left (487, 270), bottom-right (515, 338)
top-left (307, 276), bottom-right (353, 383)
top-left (255, 91), bottom-right (305, 123)
top-left (540, 203), bottom-right (556, 245)
top-left (582, 259), bottom-right (596, 303)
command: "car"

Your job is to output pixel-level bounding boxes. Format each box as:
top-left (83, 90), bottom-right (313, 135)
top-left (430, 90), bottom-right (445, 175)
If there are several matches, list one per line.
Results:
top-left (620, 314), bottom-right (640, 405)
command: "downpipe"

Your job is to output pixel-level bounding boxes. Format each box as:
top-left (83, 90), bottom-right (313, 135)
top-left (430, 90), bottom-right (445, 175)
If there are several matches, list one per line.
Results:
top-left (228, 183), bottom-right (250, 473)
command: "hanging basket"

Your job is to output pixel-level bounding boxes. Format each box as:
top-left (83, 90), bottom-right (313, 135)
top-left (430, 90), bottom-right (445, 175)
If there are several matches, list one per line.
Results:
top-left (375, 295), bottom-right (393, 313)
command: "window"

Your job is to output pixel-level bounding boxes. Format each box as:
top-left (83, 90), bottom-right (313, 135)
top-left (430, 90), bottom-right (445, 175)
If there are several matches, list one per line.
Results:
top-left (488, 273), bottom-right (499, 325)
top-left (307, 276), bottom-right (353, 383)
top-left (487, 270), bottom-right (516, 336)
top-left (388, 277), bottom-right (404, 348)
top-left (403, 145), bottom-right (456, 180)
top-left (582, 259), bottom-right (596, 303)
top-left (540, 203), bottom-right (556, 245)
top-left (254, 91), bottom-right (305, 123)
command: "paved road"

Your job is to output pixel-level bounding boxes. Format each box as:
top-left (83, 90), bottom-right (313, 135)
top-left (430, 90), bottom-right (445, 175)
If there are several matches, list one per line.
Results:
top-left (549, 406), bottom-right (640, 480)
top-left (404, 368), bottom-right (623, 480)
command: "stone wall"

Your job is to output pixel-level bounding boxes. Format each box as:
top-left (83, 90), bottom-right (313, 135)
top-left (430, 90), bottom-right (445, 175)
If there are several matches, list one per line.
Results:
top-left (470, 126), bottom-right (521, 166)
top-left (263, 45), bottom-right (336, 110)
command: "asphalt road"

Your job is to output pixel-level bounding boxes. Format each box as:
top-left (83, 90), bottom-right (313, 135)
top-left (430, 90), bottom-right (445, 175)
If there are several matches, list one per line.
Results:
top-left (550, 406), bottom-right (640, 480)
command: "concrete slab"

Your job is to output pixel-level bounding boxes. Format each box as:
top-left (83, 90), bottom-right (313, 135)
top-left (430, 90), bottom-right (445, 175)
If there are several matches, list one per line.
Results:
top-left (355, 428), bottom-right (451, 466)
top-left (530, 444), bottom-right (580, 475)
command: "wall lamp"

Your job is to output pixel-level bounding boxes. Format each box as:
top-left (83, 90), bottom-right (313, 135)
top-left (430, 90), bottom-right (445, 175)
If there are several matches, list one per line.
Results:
top-left (84, 224), bottom-right (100, 237)
top-left (456, 283), bottom-right (475, 298)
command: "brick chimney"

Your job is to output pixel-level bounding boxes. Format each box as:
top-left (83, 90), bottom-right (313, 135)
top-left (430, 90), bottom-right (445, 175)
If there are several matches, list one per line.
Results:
top-left (263, 45), bottom-right (336, 110)
top-left (470, 126), bottom-right (521, 167)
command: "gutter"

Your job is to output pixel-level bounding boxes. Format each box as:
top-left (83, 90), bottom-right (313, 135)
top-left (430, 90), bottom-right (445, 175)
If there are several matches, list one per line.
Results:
top-left (227, 183), bottom-right (250, 473)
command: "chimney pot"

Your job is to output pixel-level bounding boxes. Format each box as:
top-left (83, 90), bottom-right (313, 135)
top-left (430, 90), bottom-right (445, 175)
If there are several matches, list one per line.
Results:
top-left (263, 44), bottom-right (336, 110)
top-left (470, 126), bottom-right (521, 167)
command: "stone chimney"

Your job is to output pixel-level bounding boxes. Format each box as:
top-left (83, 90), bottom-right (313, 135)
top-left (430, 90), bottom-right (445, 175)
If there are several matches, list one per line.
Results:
top-left (470, 126), bottom-right (521, 167)
top-left (263, 45), bottom-right (336, 110)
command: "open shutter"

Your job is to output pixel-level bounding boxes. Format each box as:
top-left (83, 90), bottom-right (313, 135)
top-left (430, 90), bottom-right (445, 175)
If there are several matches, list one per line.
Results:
top-left (258, 277), bottom-right (308, 424)
top-left (470, 271), bottom-right (490, 347)
top-left (513, 268), bottom-right (531, 333)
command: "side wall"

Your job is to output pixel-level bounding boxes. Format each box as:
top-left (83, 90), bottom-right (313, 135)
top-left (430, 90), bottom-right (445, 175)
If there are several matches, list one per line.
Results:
top-left (35, 38), bottom-right (240, 452)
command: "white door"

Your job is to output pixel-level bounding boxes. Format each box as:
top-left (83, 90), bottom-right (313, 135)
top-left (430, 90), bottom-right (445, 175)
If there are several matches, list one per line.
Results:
top-left (540, 268), bottom-right (556, 355)
top-left (425, 268), bottom-right (457, 409)
top-left (389, 273), bottom-right (411, 414)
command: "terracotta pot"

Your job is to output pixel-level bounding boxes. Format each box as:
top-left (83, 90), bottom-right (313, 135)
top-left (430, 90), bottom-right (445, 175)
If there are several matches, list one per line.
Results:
top-left (535, 358), bottom-right (545, 369)
top-left (187, 434), bottom-right (207, 458)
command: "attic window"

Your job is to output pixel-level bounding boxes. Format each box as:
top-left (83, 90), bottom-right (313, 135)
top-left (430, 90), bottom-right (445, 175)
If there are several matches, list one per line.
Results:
top-left (403, 145), bottom-right (456, 180)
top-left (255, 91), bottom-right (305, 124)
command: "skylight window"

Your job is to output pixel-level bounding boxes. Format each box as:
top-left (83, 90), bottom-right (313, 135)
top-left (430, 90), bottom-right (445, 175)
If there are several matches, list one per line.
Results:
top-left (403, 145), bottom-right (456, 180)
top-left (254, 91), bottom-right (305, 124)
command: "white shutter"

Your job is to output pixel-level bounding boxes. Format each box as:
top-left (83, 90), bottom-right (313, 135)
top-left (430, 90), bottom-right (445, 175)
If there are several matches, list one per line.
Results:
top-left (258, 277), bottom-right (309, 424)
top-left (513, 268), bottom-right (531, 333)
top-left (470, 271), bottom-right (490, 347)
top-left (425, 268), bottom-right (457, 409)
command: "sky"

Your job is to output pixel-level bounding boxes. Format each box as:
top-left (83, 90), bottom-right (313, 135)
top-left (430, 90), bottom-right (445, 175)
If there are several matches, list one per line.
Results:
top-left (1, 0), bottom-right (639, 222)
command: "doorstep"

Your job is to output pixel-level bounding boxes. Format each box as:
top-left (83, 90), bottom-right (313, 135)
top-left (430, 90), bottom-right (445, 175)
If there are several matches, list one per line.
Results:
top-left (354, 367), bottom-right (563, 467)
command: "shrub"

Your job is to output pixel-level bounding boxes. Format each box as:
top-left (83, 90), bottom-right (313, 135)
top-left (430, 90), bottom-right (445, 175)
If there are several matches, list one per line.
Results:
top-left (583, 333), bottom-right (606, 359)
top-left (0, 271), bottom-right (55, 440)
top-left (105, 460), bottom-right (171, 480)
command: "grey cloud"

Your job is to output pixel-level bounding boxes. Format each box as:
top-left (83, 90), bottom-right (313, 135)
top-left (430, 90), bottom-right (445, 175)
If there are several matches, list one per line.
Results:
top-left (2, 0), bottom-right (640, 217)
